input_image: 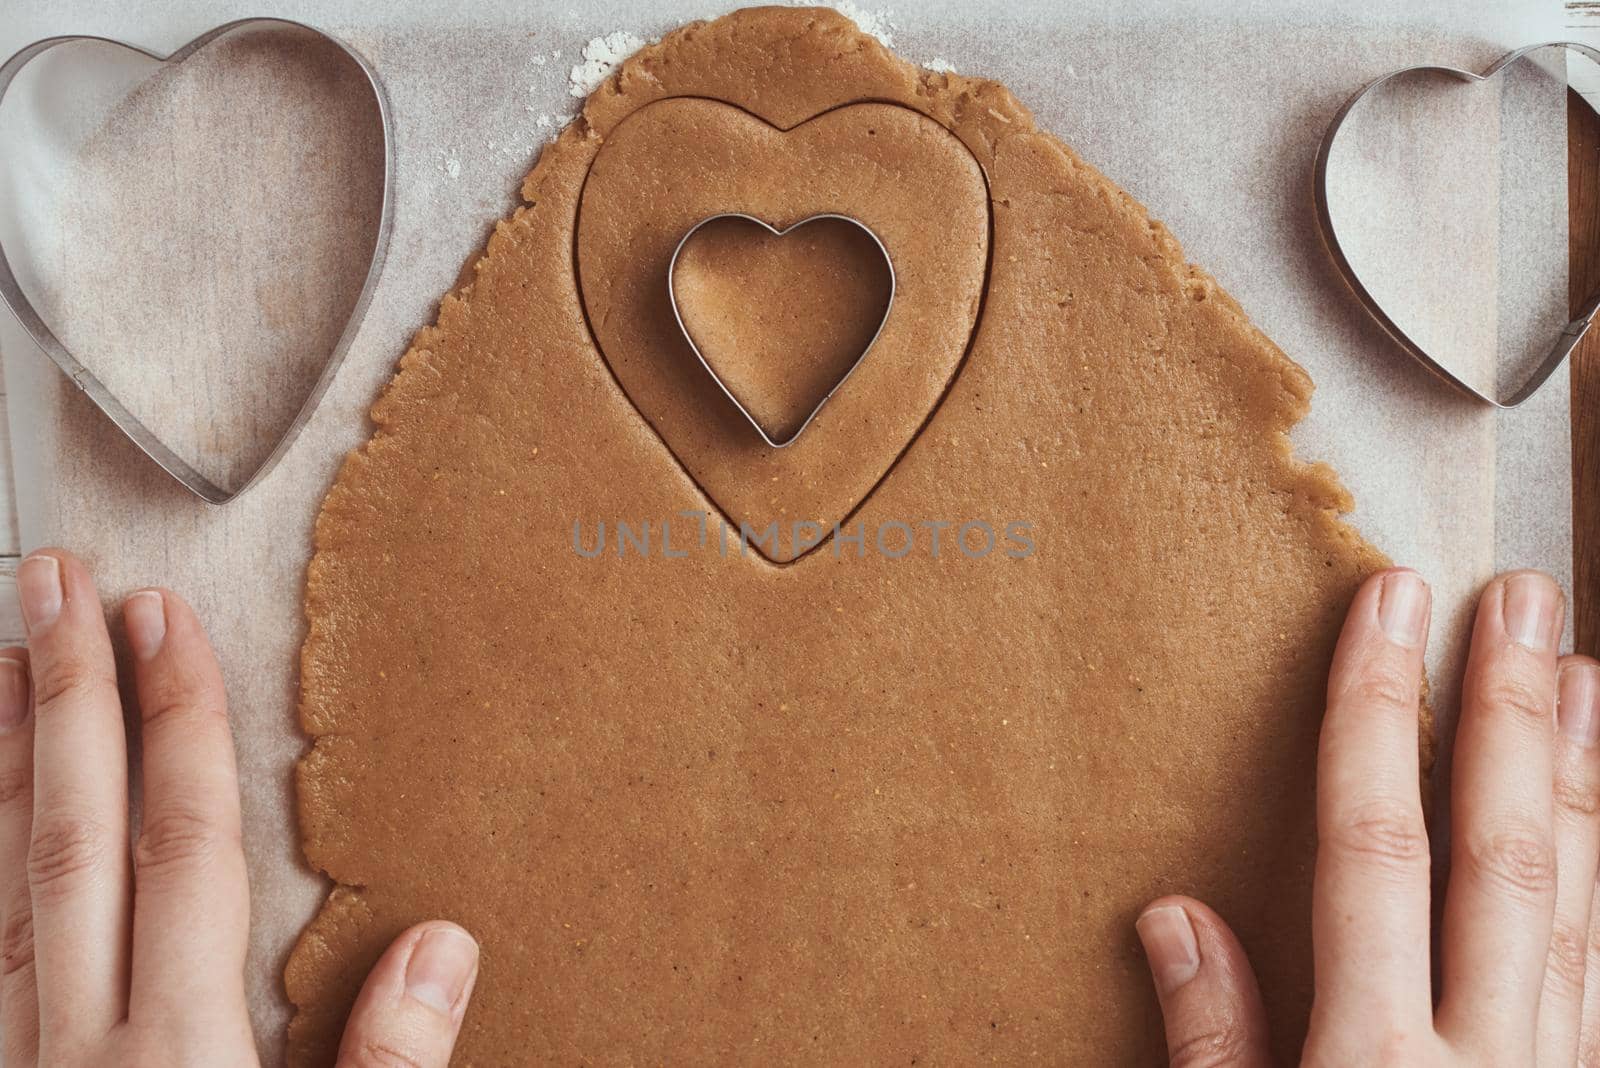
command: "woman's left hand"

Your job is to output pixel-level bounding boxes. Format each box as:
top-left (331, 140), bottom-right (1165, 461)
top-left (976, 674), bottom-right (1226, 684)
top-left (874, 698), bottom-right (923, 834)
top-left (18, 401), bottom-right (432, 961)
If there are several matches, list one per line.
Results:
top-left (0, 549), bottom-right (480, 1068)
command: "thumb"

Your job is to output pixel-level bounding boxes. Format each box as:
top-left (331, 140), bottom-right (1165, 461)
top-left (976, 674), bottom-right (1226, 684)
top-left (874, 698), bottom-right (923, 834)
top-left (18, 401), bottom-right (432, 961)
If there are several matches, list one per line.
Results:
top-left (336, 921), bottom-right (480, 1068)
top-left (1135, 896), bottom-right (1273, 1068)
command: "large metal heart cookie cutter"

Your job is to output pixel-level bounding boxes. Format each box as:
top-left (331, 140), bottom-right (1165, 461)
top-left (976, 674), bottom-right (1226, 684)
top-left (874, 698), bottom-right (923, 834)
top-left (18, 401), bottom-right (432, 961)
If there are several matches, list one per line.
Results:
top-left (1313, 41), bottom-right (1600, 409)
top-left (0, 18), bottom-right (394, 503)
top-left (667, 212), bottom-right (896, 449)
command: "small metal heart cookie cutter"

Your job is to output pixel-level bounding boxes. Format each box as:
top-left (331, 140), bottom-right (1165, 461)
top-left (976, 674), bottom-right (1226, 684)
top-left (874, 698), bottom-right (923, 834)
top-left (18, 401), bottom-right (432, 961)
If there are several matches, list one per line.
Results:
top-left (667, 212), bottom-right (895, 448)
top-left (0, 17), bottom-right (395, 503)
top-left (1313, 41), bottom-right (1600, 409)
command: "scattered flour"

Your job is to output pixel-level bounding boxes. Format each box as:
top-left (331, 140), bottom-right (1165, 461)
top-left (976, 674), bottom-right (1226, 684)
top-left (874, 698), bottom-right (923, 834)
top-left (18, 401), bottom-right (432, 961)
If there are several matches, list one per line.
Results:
top-left (514, 110), bottom-right (563, 144)
top-left (525, 10), bottom-right (902, 153)
top-left (568, 31), bottom-right (646, 97)
top-left (793, 0), bottom-right (894, 48)
top-left (561, 7), bottom-right (891, 102)
top-left (925, 57), bottom-right (955, 73)
top-left (439, 10), bottom-right (915, 189)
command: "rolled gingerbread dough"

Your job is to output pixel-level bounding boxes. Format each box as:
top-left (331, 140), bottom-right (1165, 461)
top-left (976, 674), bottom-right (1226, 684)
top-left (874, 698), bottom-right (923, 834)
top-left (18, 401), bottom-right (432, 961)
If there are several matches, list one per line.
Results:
top-left (286, 7), bottom-right (1418, 1063)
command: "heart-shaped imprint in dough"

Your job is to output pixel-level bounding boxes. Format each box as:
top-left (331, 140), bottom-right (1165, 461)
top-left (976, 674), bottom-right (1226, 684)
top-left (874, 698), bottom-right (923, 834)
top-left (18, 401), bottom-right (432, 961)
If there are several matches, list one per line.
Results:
top-left (669, 213), bottom-right (894, 447)
top-left (576, 98), bottom-right (989, 561)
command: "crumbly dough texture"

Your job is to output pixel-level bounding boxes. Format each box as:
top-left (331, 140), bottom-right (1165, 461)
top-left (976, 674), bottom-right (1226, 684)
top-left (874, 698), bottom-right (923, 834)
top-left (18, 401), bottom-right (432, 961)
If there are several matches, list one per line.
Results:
top-left (287, 7), bottom-right (1411, 1064)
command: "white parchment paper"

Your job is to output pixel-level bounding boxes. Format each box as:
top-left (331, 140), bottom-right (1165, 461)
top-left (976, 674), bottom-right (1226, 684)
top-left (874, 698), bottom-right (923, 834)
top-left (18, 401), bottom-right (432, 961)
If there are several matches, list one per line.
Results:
top-left (0, 0), bottom-right (1581, 1060)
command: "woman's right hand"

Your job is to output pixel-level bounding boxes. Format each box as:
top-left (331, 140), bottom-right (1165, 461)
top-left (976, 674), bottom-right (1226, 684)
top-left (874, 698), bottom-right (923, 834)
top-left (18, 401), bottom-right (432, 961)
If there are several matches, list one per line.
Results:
top-left (1136, 568), bottom-right (1600, 1067)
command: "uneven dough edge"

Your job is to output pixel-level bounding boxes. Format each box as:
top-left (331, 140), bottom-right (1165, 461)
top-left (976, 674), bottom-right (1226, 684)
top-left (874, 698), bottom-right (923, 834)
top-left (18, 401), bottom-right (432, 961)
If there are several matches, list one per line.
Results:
top-left (286, 6), bottom-right (1431, 1061)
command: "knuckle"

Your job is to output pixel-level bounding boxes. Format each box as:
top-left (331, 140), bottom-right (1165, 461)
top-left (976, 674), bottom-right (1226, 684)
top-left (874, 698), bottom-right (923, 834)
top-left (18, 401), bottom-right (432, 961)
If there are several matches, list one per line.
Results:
top-left (1462, 824), bottom-right (1557, 900)
top-left (1370, 1028), bottom-right (1427, 1067)
top-left (1345, 670), bottom-right (1420, 715)
top-left (0, 766), bottom-right (30, 808)
top-left (138, 683), bottom-right (225, 734)
top-left (345, 1039), bottom-right (429, 1068)
top-left (134, 806), bottom-right (238, 879)
top-left (1586, 920), bottom-right (1600, 974)
top-left (1167, 1023), bottom-right (1252, 1068)
top-left (1480, 678), bottom-right (1553, 726)
top-left (1553, 765), bottom-right (1600, 817)
top-left (1, 906), bottom-right (33, 980)
top-left (1545, 919), bottom-right (1590, 997)
top-left (1325, 799), bottom-right (1430, 872)
top-left (27, 812), bottom-right (115, 900)
top-left (29, 656), bottom-right (116, 718)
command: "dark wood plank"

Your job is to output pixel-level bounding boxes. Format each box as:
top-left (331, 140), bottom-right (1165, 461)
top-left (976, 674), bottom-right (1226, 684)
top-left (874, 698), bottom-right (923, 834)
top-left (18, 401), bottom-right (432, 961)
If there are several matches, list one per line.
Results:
top-left (1571, 89), bottom-right (1600, 658)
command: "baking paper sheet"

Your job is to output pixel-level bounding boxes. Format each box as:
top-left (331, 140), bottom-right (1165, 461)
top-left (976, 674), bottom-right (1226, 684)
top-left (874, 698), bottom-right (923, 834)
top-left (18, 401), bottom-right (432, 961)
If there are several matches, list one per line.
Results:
top-left (0, 0), bottom-right (1582, 1060)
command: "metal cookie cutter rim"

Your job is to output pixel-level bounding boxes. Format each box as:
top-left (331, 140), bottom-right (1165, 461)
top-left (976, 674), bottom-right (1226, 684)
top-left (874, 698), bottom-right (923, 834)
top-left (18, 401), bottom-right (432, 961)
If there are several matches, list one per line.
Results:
top-left (1312, 40), bottom-right (1600, 409)
top-left (667, 212), bottom-right (896, 449)
top-left (0, 17), bottom-right (396, 503)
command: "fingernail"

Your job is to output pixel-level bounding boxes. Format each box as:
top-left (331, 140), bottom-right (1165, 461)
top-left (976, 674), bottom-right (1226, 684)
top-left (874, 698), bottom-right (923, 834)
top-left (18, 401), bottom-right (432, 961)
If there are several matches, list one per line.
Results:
top-left (0, 658), bottom-right (28, 732)
top-left (1377, 570), bottom-right (1429, 646)
top-left (1503, 572), bottom-right (1563, 653)
top-left (16, 554), bottom-right (63, 633)
top-left (1559, 663), bottom-right (1600, 749)
top-left (124, 590), bottom-right (166, 661)
top-left (1136, 905), bottom-right (1200, 995)
top-left (405, 926), bottom-right (478, 1017)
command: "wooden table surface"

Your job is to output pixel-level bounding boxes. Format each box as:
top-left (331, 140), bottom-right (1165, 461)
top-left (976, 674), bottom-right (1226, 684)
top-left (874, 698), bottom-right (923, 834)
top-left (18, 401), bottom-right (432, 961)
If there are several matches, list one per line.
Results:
top-left (1571, 89), bottom-right (1600, 659)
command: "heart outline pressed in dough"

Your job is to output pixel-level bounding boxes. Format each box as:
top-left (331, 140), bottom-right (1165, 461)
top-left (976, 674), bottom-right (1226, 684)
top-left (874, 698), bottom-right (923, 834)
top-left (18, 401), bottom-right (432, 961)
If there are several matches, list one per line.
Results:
top-left (0, 17), bottom-right (395, 503)
top-left (1313, 40), bottom-right (1600, 409)
top-left (573, 97), bottom-right (994, 565)
top-left (667, 211), bottom-right (897, 449)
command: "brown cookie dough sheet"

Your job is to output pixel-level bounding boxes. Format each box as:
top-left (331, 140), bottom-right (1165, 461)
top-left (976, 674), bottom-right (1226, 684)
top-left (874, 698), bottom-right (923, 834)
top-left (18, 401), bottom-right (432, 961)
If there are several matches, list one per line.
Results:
top-left (286, 7), bottom-right (1414, 1063)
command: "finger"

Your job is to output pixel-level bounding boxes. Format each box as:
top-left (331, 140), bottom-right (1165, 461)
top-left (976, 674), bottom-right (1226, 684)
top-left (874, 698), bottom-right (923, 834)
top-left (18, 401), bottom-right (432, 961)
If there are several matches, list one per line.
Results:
top-left (336, 922), bottom-right (479, 1068)
top-left (122, 589), bottom-right (250, 1036)
top-left (1540, 657), bottom-right (1600, 1066)
top-left (1312, 568), bottom-right (1434, 1028)
top-left (1438, 571), bottom-right (1564, 1056)
top-left (1580, 844), bottom-right (1600, 1064)
top-left (1135, 897), bottom-right (1271, 1068)
top-left (0, 651), bottom-right (40, 1067)
top-left (20, 550), bottom-right (131, 1047)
